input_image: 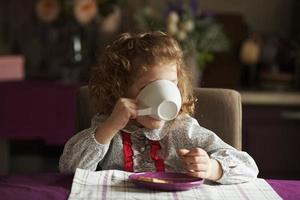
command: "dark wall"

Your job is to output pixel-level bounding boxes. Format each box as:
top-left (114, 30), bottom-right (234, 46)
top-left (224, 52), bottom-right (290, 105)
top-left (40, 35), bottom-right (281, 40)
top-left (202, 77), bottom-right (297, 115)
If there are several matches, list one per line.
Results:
top-left (199, 0), bottom-right (293, 37)
top-left (0, 0), bottom-right (36, 50)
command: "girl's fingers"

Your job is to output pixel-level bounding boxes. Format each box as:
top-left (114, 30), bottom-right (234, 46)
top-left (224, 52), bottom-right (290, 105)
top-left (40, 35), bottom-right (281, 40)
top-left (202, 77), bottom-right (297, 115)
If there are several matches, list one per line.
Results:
top-left (128, 104), bottom-right (138, 110)
top-left (120, 97), bottom-right (137, 103)
top-left (122, 99), bottom-right (137, 107)
top-left (186, 171), bottom-right (207, 179)
top-left (126, 99), bottom-right (138, 105)
top-left (119, 98), bottom-right (138, 108)
top-left (182, 156), bottom-right (208, 164)
top-left (185, 163), bottom-right (208, 172)
top-left (129, 109), bottom-right (137, 119)
top-left (127, 98), bottom-right (138, 103)
top-left (177, 148), bottom-right (208, 160)
top-left (184, 148), bottom-right (207, 157)
top-left (177, 149), bottom-right (190, 156)
top-left (117, 98), bottom-right (138, 113)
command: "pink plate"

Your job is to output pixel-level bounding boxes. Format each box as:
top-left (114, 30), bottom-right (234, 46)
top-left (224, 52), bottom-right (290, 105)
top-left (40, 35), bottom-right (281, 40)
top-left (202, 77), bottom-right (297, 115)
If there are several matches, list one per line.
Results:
top-left (129, 172), bottom-right (203, 191)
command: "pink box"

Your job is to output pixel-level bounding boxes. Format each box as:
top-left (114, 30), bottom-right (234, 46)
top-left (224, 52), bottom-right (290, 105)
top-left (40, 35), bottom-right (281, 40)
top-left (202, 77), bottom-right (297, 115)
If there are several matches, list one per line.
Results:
top-left (0, 55), bottom-right (25, 81)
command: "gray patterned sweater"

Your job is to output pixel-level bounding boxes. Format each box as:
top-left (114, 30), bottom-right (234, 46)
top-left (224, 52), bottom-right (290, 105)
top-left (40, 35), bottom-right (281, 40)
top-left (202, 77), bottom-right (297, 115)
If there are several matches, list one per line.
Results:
top-left (59, 114), bottom-right (258, 184)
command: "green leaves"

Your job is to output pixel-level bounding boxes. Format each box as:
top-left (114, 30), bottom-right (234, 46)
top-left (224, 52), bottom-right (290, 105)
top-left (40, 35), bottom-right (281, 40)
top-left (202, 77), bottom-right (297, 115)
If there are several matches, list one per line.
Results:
top-left (196, 51), bottom-right (214, 70)
top-left (134, 1), bottom-right (232, 71)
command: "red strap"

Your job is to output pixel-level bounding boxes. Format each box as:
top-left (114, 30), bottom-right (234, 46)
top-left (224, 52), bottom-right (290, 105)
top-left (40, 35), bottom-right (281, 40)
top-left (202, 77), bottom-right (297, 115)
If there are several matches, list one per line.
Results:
top-left (121, 131), bottom-right (165, 172)
top-left (149, 140), bottom-right (165, 172)
top-left (121, 131), bottom-right (134, 172)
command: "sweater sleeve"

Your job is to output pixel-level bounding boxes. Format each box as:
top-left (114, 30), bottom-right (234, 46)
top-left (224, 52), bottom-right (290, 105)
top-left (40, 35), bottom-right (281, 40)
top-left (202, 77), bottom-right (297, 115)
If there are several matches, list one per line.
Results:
top-left (59, 114), bottom-right (110, 173)
top-left (178, 115), bottom-right (259, 184)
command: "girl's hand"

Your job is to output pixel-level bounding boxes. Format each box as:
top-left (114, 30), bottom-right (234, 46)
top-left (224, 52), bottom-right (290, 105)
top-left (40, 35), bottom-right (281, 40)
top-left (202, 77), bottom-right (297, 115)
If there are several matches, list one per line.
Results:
top-left (95, 98), bottom-right (137, 144)
top-left (177, 148), bottom-right (222, 181)
top-left (106, 98), bottom-right (138, 131)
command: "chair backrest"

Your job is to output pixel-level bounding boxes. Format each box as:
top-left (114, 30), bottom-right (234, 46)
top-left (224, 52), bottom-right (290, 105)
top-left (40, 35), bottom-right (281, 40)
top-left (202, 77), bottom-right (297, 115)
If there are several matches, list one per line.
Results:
top-left (193, 88), bottom-right (242, 150)
top-left (76, 86), bottom-right (242, 150)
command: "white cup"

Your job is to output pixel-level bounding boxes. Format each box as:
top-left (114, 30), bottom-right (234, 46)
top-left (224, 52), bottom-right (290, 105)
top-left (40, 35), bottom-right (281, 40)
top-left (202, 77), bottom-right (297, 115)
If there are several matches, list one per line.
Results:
top-left (136, 80), bottom-right (182, 121)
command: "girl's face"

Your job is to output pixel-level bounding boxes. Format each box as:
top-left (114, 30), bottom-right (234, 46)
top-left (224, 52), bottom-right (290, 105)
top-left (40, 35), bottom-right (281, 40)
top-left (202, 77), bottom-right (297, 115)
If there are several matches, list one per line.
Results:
top-left (127, 62), bottom-right (178, 129)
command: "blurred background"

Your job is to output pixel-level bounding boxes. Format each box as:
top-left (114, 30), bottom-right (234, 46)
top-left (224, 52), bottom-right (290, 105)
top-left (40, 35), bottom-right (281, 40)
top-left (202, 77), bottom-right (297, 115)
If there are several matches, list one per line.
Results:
top-left (0, 0), bottom-right (299, 179)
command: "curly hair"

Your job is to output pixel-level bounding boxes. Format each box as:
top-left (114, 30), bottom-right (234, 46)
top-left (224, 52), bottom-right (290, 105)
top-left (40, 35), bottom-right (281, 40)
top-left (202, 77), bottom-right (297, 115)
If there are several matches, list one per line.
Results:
top-left (89, 31), bottom-right (195, 116)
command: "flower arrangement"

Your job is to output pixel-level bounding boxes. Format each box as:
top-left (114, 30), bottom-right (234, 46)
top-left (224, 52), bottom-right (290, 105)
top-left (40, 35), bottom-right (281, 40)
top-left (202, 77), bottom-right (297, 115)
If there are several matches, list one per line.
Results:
top-left (35, 0), bottom-right (125, 32)
top-left (32, 0), bottom-right (126, 81)
top-left (135, 0), bottom-right (230, 70)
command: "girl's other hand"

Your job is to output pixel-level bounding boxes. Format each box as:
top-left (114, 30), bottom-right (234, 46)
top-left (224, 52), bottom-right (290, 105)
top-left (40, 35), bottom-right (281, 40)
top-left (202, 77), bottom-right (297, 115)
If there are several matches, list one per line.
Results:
top-left (106, 98), bottom-right (138, 131)
top-left (177, 148), bottom-right (222, 181)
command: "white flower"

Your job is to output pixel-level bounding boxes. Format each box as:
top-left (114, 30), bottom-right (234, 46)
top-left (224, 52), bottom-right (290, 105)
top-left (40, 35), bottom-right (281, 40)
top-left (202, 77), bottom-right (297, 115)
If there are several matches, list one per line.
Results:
top-left (167, 11), bottom-right (179, 24)
top-left (182, 20), bottom-right (194, 32)
top-left (144, 6), bottom-right (154, 16)
top-left (177, 30), bottom-right (187, 41)
top-left (73, 0), bottom-right (98, 25)
top-left (167, 22), bottom-right (178, 35)
top-left (35, 0), bottom-right (60, 23)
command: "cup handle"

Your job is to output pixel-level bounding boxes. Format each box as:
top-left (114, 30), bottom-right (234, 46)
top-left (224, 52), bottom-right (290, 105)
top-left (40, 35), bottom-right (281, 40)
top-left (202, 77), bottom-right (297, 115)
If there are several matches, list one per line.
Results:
top-left (137, 107), bottom-right (153, 116)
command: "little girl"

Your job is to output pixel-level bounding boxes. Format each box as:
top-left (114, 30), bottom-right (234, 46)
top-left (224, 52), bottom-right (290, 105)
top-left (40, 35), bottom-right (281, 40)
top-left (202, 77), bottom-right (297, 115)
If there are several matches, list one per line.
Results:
top-left (59, 31), bottom-right (258, 184)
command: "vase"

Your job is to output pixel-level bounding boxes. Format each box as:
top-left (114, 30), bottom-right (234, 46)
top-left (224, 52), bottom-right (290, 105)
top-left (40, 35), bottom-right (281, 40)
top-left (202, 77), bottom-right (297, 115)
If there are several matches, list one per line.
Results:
top-left (60, 34), bottom-right (83, 84)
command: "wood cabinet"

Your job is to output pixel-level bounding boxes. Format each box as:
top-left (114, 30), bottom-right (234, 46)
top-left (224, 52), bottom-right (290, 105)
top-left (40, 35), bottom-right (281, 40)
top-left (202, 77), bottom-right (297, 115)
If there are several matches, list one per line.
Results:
top-left (241, 91), bottom-right (300, 179)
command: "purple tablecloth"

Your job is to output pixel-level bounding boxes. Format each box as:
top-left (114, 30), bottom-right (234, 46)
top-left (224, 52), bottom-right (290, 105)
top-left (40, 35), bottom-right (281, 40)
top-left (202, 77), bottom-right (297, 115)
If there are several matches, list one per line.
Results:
top-left (0, 81), bottom-right (81, 145)
top-left (0, 173), bottom-right (73, 200)
top-left (0, 173), bottom-right (299, 200)
top-left (267, 179), bottom-right (300, 200)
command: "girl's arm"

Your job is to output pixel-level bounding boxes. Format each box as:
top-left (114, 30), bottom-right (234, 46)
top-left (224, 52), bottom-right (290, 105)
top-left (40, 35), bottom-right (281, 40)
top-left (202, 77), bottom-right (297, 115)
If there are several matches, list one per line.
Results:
top-left (59, 98), bottom-right (137, 173)
top-left (59, 114), bottom-right (111, 173)
top-left (177, 115), bottom-right (259, 184)
top-left (208, 145), bottom-right (259, 184)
